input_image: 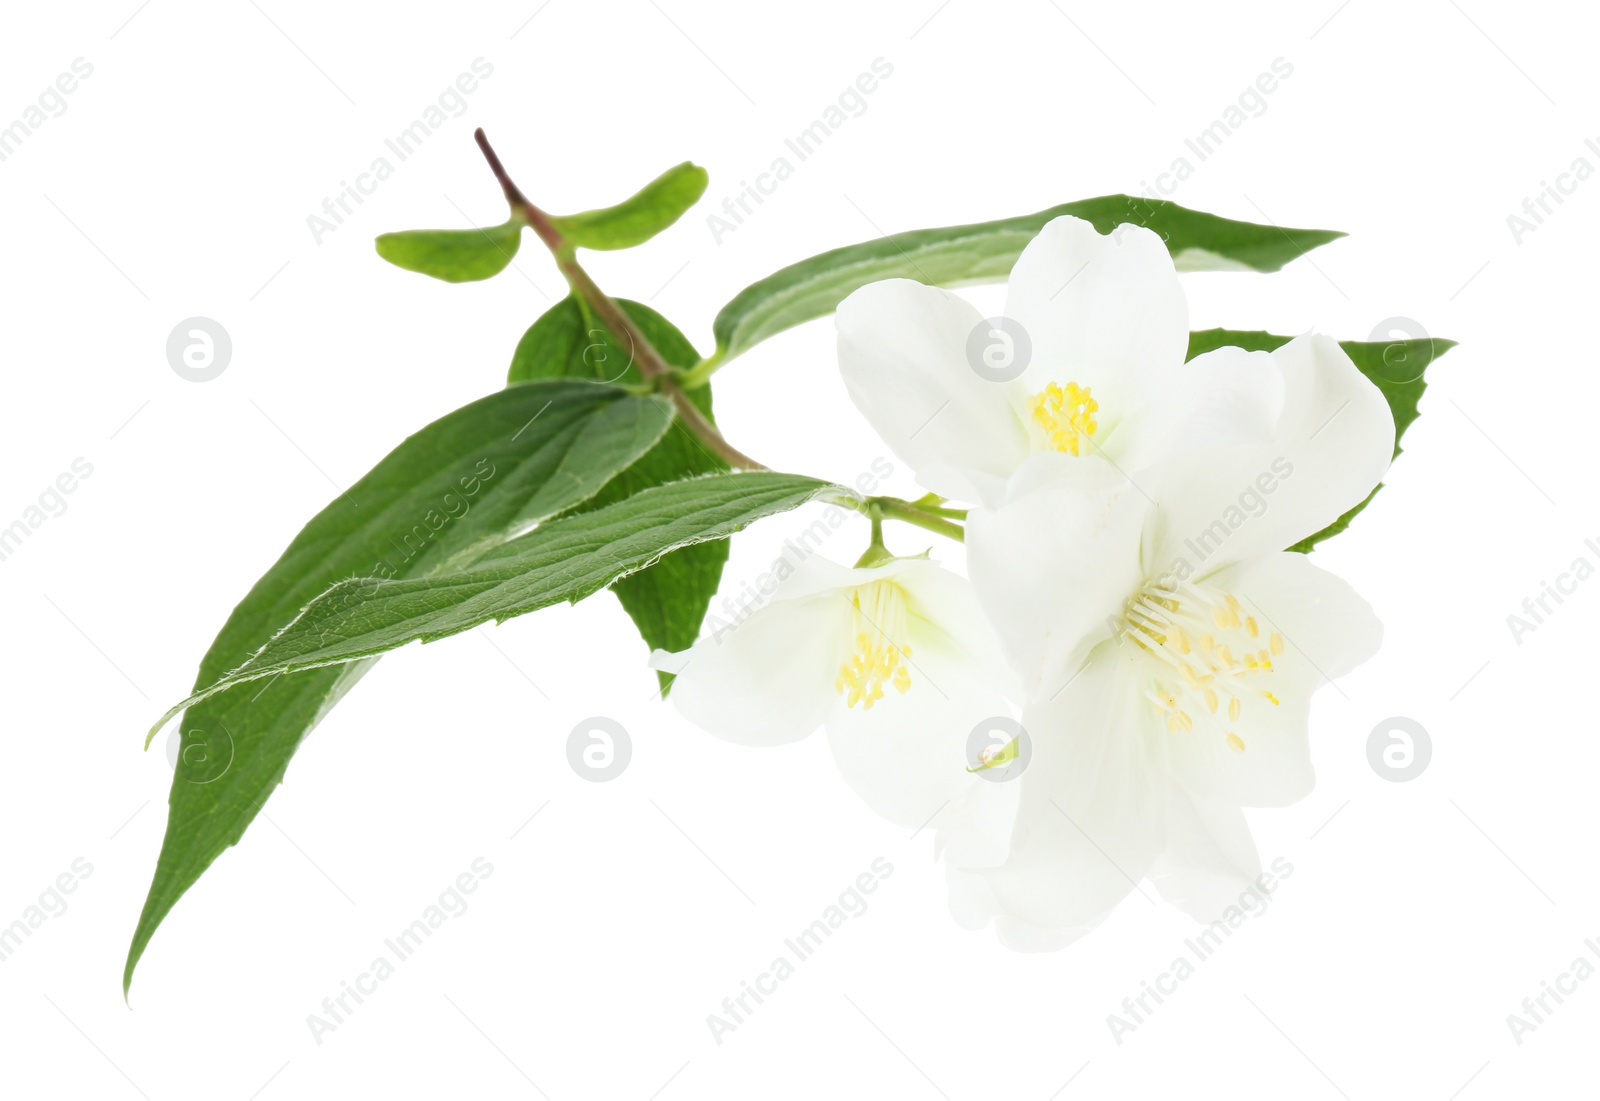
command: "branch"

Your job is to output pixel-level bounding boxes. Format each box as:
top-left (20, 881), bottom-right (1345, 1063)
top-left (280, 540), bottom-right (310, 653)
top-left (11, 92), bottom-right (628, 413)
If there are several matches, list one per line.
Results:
top-left (473, 128), bottom-right (767, 472)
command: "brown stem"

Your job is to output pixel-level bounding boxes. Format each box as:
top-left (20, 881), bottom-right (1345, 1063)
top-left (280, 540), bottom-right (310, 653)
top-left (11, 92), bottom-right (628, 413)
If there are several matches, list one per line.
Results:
top-left (553, 254), bottom-right (673, 382)
top-left (473, 128), bottom-right (767, 471)
top-left (473, 127), bottom-right (530, 209)
top-left (660, 378), bottom-right (767, 470)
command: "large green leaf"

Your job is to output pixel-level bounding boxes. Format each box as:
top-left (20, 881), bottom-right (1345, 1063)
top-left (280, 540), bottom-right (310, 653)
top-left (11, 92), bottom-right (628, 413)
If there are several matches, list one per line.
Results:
top-left (511, 296), bottom-right (729, 691)
top-left (151, 473), bottom-right (834, 717)
top-left (126, 380), bottom-right (672, 994)
top-left (551, 162), bottom-right (708, 250)
top-left (375, 220), bottom-right (523, 282)
top-left (1185, 328), bottom-right (1456, 552)
top-left (708, 196), bottom-right (1343, 367)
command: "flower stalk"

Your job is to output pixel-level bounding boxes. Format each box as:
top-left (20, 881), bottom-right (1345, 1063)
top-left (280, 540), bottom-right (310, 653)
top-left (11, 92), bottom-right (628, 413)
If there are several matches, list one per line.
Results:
top-left (872, 497), bottom-right (965, 543)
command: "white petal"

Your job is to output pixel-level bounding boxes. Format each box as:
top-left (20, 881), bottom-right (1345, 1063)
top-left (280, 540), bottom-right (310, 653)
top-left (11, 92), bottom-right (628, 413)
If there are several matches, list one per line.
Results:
top-left (836, 279), bottom-right (1029, 503)
top-left (979, 652), bottom-right (1167, 937)
top-left (1116, 344), bottom-right (1285, 476)
top-left (936, 780), bottom-right (1020, 871)
top-left (1162, 552), bottom-right (1382, 807)
top-left (658, 589), bottom-right (851, 746)
top-left (966, 456), bottom-right (1148, 696)
top-left (1002, 216), bottom-right (1189, 451)
top-left (894, 559), bottom-right (1022, 702)
top-left (1222, 551), bottom-right (1384, 683)
top-left (1142, 334), bottom-right (1396, 574)
top-left (1148, 791), bottom-right (1261, 923)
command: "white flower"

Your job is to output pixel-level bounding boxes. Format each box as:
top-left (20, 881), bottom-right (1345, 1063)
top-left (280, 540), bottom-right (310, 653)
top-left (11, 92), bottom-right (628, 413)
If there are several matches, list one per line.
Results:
top-left (952, 332), bottom-right (1394, 949)
top-left (651, 552), bottom-right (1018, 831)
top-left (835, 214), bottom-right (1204, 507)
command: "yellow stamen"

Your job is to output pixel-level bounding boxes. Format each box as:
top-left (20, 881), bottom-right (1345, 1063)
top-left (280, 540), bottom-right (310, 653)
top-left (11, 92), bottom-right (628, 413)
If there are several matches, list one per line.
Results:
top-left (835, 581), bottom-right (913, 710)
top-left (1026, 381), bottom-right (1098, 455)
top-left (1118, 580), bottom-right (1280, 750)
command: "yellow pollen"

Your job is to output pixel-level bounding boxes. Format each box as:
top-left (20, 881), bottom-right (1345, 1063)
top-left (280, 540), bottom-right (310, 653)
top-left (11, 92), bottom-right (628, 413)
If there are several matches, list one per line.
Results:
top-left (1226, 732), bottom-right (1246, 753)
top-left (1245, 616), bottom-right (1259, 638)
top-left (1228, 697), bottom-right (1241, 721)
top-left (1204, 687), bottom-right (1219, 714)
top-left (1026, 381), bottom-right (1099, 455)
top-left (1269, 632), bottom-right (1285, 655)
top-left (834, 581), bottom-right (913, 710)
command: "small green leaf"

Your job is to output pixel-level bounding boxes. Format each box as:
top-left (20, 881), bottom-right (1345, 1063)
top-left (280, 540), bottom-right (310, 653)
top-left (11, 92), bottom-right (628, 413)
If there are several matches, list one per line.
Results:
top-left (153, 473), bottom-right (835, 713)
top-left (709, 196), bottom-right (1343, 366)
top-left (375, 220), bottom-right (523, 282)
top-left (1185, 328), bottom-right (1456, 552)
top-left (126, 380), bottom-right (671, 995)
top-left (551, 162), bottom-right (708, 251)
top-left (511, 296), bottom-right (728, 691)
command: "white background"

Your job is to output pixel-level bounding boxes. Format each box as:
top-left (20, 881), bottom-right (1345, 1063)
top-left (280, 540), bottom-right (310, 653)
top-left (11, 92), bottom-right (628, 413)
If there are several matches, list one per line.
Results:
top-left (0, 1), bottom-right (1593, 1097)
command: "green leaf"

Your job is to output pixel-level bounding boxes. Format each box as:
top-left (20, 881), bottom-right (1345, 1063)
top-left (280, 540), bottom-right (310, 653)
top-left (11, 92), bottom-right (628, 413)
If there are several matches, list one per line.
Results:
top-left (709, 196), bottom-right (1343, 366)
top-left (551, 162), bottom-right (708, 250)
top-left (375, 220), bottom-right (523, 282)
top-left (510, 296), bottom-right (703, 388)
top-left (153, 473), bottom-right (835, 715)
top-left (1185, 328), bottom-right (1456, 552)
top-left (511, 296), bottom-right (729, 690)
top-left (126, 380), bottom-right (672, 995)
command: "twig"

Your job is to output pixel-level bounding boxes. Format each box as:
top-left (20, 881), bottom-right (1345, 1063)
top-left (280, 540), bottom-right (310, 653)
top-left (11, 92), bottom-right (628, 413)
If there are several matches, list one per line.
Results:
top-left (474, 128), bottom-right (766, 471)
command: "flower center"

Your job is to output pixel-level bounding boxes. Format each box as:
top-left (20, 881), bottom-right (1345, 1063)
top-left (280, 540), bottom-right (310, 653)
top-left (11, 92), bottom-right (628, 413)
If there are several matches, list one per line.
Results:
top-left (1026, 381), bottom-right (1099, 455)
top-left (835, 580), bottom-right (913, 710)
top-left (1117, 579), bottom-right (1284, 752)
